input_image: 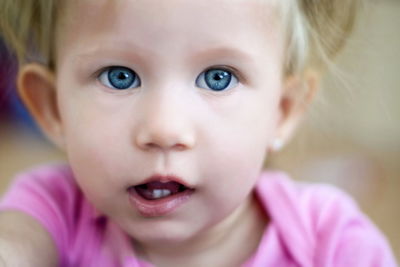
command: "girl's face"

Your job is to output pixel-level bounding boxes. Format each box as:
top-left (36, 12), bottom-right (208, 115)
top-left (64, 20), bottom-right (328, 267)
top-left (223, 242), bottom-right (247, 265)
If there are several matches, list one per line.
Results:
top-left (55, 0), bottom-right (286, 245)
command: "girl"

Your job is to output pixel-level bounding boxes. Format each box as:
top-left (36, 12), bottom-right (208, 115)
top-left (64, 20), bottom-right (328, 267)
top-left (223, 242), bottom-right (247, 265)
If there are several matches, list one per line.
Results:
top-left (0, 0), bottom-right (397, 266)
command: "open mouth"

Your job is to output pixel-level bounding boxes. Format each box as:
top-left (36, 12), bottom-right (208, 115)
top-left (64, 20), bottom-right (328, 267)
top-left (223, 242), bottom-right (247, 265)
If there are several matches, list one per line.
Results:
top-left (133, 181), bottom-right (189, 200)
top-left (127, 178), bottom-right (195, 217)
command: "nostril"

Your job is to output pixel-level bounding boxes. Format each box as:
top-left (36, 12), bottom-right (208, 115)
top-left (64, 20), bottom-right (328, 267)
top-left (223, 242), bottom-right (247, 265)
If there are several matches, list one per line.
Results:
top-left (136, 130), bottom-right (195, 151)
top-left (142, 142), bottom-right (188, 151)
top-left (144, 142), bottom-right (159, 150)
top-left (173, 143), bottom-right (188, 151)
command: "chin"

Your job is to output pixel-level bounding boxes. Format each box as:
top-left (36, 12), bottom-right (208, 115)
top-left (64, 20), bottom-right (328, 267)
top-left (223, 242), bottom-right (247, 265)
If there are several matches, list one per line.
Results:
top-left (125, 218), bottom-right (201, 246)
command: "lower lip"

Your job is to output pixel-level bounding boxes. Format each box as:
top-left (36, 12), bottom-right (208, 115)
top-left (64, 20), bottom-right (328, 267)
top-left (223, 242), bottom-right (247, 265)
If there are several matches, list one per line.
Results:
top-left (128, 188), bottom-right (194, 217)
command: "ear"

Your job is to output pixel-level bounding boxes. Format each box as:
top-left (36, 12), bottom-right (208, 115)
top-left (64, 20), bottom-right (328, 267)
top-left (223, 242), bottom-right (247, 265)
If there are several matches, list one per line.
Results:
top-left (271, 70), bottom-right (320, 151)
top-left (17, 63), bottom-right (65, 149)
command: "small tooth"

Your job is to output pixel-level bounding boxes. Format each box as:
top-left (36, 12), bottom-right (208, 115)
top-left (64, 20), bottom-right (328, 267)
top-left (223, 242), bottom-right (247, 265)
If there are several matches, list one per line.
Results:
top-left (153, 189), bottom-right (163, 199)
top-left (162, 189), bottom-right (171, 197)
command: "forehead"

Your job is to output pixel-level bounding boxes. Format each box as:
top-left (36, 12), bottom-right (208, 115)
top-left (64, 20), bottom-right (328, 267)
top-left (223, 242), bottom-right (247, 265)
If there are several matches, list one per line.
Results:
top-left (57, 0), bottom-right (284, 64)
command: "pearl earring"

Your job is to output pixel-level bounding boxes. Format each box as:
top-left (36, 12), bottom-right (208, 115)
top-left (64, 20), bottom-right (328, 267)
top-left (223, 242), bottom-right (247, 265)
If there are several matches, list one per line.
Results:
top-left (271, 138), bottom-right (284, 152)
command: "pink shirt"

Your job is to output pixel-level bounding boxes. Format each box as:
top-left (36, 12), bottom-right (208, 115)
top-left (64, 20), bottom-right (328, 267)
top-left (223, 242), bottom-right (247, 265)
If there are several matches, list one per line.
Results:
top-left (0, 164), bottom-right (397, 266)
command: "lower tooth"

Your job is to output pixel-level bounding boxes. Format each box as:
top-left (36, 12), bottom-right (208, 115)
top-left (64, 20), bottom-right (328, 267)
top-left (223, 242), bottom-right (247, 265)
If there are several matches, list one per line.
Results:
top-left (151, 189), bottom-right (172, 199)
top-left (162, 189), bottom-right (171, 197)
top-left (153, 189), bottom-right (163, 199)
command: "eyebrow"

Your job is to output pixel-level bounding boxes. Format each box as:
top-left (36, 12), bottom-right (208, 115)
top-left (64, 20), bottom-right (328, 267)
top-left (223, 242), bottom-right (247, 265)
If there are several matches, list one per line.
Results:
top-left (73, 42), bottom-right (150, 65)
top-left (190, 46), bottom-right (255, 65)
top-left (73, 42), bottom-right (255, 71)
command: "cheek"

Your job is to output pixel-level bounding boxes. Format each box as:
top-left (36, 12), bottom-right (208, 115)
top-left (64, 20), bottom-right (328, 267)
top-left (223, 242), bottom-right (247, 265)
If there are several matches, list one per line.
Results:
top-left (57, 82), bottom-right (125, 159)
top-left (207, 95), bottom-right (279, 164)
top-left (199, 90), bottom-right (281, 206)
top-left (65, 121), bottom-right (131, 183)
top-left (57, 91), bottom-right (132, 192)
top-left (200, 109), bottom-right (276, 204)
top-left (199, 149), bottom-right (263, 227)
top-left (62, 117), bottom-right (131, 215)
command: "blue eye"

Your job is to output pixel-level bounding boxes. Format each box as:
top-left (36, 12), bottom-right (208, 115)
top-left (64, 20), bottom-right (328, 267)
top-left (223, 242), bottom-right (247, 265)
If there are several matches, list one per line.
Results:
top-left (99, 66), bottom-right (140, 90)
top-left (196, 68), bottom-right (238, 91)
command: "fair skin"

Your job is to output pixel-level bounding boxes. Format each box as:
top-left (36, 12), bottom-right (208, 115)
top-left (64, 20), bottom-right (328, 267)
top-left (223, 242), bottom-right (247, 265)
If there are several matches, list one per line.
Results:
top-left (0, 0), bottom-right (317, 266)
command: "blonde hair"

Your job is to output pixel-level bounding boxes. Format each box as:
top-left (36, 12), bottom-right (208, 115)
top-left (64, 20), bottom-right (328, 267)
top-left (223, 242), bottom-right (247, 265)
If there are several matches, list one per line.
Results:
top-left (282, 0), bottom-right (360, 76)
top-left (0, 0), bottom-right (359, 75)
top-left (0, 0), bottom-right (58, 68)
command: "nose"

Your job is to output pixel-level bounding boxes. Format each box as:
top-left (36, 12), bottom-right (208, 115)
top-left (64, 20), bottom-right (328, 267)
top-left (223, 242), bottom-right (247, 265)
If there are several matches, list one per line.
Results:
top-left (135, 91), bottom-right (196, 152)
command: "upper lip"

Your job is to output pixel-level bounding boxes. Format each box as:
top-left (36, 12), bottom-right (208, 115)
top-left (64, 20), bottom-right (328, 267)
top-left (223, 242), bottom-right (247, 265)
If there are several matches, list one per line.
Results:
top-left (131, 174), bottom-right (194, 189)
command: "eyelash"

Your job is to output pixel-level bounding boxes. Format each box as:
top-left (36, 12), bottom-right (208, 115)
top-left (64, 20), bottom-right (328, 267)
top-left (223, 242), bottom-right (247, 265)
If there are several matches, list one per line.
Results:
top-left (96, 65), bottom-right (241, 92)
top-left (97, 66), bottom-right (141, 90)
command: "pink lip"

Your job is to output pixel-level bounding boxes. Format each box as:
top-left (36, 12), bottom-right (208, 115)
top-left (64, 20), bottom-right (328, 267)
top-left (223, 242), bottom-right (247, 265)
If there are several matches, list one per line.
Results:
top-left (128, 174), bottom-right (195, 217)
top-left (134, 174), bottom-right (194, 188)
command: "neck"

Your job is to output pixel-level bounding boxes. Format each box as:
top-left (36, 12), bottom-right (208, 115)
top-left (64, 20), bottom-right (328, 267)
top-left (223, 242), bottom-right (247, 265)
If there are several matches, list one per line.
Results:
top-left (134, 193), bottom-right (269, 267)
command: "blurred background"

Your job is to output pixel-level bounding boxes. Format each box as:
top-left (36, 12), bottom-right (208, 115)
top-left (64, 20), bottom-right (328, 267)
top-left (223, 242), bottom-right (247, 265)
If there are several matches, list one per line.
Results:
top-left (0, 0), bottom-right (399, 262)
